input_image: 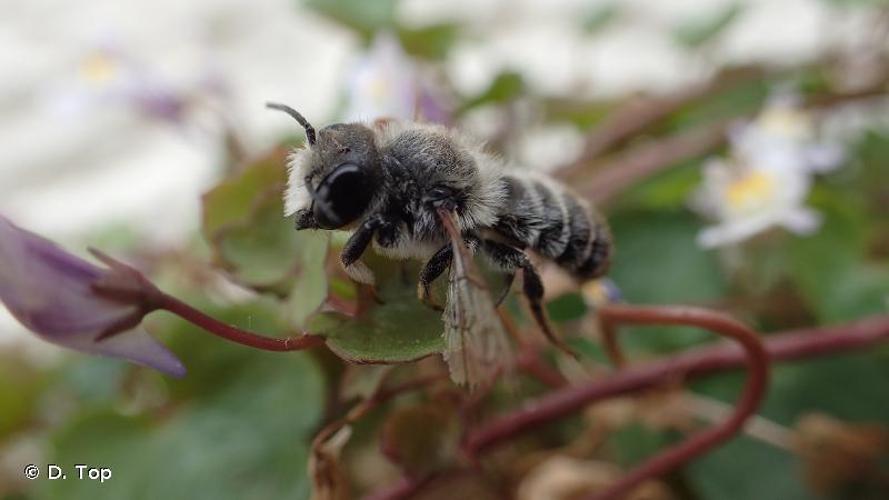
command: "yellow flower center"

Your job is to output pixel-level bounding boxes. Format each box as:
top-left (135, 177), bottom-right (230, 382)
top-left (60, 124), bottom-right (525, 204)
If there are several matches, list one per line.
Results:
top-left (79, 52), bottom-right (117, 83)
top-left (726, 170), bottom-right (775, 211)
top-left (758, 107), bottom-right (812, 140)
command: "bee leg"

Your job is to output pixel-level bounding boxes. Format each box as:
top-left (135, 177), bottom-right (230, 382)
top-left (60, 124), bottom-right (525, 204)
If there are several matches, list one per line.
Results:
top-left (480, 240), bottom-right (578, 359)
top-left (341, 216), bottom-right (388, 289)
top-left (418, 244), bottom-right (453, 311)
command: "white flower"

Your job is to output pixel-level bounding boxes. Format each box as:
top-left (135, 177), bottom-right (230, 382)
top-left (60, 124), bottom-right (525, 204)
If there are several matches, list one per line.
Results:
top-left (47, 38), bottom-right (227, 127)
top-left (691, 158), bottom-right (820, 248)
top-left (730, 93), bottom-right (845, 174)
top-left (691, 91), bottom-right (846, 248)
top-left (342, 34), bottom-right (449, 123)
top-left (343, 34), bottom-right (418, 121)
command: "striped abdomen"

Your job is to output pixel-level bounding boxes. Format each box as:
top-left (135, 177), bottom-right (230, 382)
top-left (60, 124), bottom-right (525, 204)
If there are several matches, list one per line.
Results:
top-left (492, 174), bottom-right (611, 281)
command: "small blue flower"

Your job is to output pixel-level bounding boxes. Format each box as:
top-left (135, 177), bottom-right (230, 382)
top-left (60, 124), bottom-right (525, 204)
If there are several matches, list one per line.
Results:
top-left (0, 216), bottom-right (184, 377)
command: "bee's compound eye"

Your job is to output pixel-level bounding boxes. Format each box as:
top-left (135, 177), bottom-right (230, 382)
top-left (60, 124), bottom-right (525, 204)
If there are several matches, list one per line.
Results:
top-left (313, 163), bottom-right (373, 229)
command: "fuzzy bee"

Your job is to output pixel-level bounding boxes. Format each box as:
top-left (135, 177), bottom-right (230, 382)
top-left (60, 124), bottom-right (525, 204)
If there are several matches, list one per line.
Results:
top-left (268, 103), bottom-right (612, 385)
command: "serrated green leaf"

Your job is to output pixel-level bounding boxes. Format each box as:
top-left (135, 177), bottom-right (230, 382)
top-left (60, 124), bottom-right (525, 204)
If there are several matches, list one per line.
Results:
top-left (307, 255), bottom-right (444, 364)
top-left (201, 149), bottom-right (328, 290)
top-left (215, 193), bottom-right (302, 286)
top-left (201, 153), bottom-right (286, 238)
top-left (309, 289), bottom-right (444, 364)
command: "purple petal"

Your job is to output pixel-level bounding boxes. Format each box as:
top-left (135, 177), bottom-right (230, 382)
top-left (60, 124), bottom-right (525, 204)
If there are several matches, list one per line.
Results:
top-left (63, 326), bottom-right (186, 378)
top-left (0, 215), bottom-right (184, 376)
top-left (0, 217), bottom-right (128, 336)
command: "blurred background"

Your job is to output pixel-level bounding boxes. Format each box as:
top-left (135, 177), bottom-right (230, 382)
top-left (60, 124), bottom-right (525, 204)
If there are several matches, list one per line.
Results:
top-left (1, 0), bottom-right (888, 499)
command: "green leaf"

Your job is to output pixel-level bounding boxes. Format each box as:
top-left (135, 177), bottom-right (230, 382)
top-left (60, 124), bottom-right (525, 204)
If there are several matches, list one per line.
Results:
top-left (606, 210), bottom-right (728, 353)
top-left (397, 23), bottom-right (459, 60)
top-left (41, 353), bottom-right (325, 500)
top-left (201, 149), bottom-right (328, 291)
top-left (610, 210), bottom-right (727, 303)
top-left (286, 232), bottom-right (330, 327)
top-left (307, 255), bottom-right (444, 363)
top-left (613, 160), bottom-right (703, 212)
top-left (546, 292), bottom-right (588, 323)
top-left (151, 296), bottom-right (295, 402)
top-left (688, 349), bottom-right (889, 499)
top-left (686, 437), bottom-right (810, 500)
top-left (201, 152), bottom-right (286, 238)
top-left (672, 3), bottom-right (745, 48)
top-left (787, 187), bottom-right (889, 322)
top-left (214, 194), bottom-right (301, 286)
top-left (302, 0), bottom-right (398, 40)
top-left (604, 423), bottom-right (673, 467)
top-left (581, 3), bottom-right (621, 35)
top-left (667, 77), bottom-right (769, 130)
top-left (0, 356), bottom-right (43, 438)
top-left (460, 71), bottom-right (525, 112)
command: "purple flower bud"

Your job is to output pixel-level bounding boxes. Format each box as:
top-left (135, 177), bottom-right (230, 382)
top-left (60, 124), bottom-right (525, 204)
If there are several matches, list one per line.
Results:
top-left (0, 216), bottom-right (185, 377)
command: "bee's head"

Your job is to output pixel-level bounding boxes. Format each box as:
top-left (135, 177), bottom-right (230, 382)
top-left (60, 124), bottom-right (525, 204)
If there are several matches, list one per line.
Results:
top-left (268, 103), bottom-right (381, 230)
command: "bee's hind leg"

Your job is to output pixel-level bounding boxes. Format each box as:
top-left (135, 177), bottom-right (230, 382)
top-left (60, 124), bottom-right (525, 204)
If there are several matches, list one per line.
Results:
top-left (417, 244), bottom-right (453, 311)
top-left (479, 240), bottom-right (578, 359)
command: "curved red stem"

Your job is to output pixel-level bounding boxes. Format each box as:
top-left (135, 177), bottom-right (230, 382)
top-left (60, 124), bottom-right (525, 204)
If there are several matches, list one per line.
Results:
top-left (464, 305), bottom-right (769, 499)
top-left (582, 305), bottom-right (769, 500)
top-left (366, 312), bottom-right (889, 499)
top-left (157, 293), bottom-right (325, 351)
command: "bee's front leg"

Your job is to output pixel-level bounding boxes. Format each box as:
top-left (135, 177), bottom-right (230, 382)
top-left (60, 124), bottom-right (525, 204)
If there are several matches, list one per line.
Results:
top-left (341, 215), bottom-right (389, 286)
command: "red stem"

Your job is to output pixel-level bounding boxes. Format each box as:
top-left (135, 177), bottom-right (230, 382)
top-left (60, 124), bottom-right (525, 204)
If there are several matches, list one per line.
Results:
top-left (581, 305), bottom-right (769, 500)
top-left (156, 293), bottom-right (325, 351)
top-left (464, 312), bottom-right (889, 459)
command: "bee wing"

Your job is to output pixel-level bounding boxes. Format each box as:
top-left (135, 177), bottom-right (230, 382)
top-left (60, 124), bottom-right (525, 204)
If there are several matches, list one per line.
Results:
top-left (437, 209), bottom-right (513, 388)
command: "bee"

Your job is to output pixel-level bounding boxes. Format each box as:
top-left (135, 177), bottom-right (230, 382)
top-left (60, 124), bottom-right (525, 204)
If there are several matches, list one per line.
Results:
top-left (268, 103), bottom-right (612, 385)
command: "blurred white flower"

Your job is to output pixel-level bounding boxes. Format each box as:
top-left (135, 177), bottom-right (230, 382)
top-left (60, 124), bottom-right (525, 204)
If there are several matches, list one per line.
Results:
top-left (47, 38), bottom-right (229, 129)
top-left (692, 157), bottom-right (820, 248)
top-left (691, 92), bottom-right (845, 248)
top-left (517, 123), bottom-right (585, 172)
top-left (730, 93), bottom-right (845, 174)
top-left (343, 34), bottom-right (449, 123)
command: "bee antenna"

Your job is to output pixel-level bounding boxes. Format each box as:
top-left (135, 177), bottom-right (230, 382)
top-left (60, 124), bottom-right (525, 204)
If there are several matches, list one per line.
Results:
top-left (266, 102), bottom-right (316, 145)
